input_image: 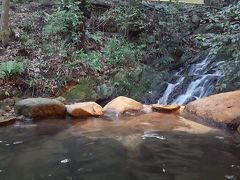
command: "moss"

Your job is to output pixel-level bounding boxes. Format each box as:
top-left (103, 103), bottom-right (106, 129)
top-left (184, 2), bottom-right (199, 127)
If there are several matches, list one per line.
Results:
top-left (64, 78), bottom-right (98, 102)
top-left (112, 65), bottom-right (168, 101)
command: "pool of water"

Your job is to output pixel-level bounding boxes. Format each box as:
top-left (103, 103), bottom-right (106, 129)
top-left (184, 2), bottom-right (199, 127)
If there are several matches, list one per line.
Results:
top-left (0, 113), bottom-right (240, 180)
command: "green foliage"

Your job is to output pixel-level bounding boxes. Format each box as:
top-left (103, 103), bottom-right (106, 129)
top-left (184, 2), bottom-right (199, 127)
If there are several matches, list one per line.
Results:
top-left (101, 6), bottom-right (147, 35)
top-left (20, 34), bottom-right (36, 48)
top-left (42, 43), bottom-right (57, 54)
top-left (70, 50), bottom-right (102, 71)
top-left (86, 31), bottom-right (103, 44)
top-left (0, 59), bottom-right (26, 79)
top-left (28, 75), bottom-right (41, 88)
top-left (104, 38), bottom-right (142, 66)
top-left (196, 3), bottom-right (240, 54)
top-left (43, 0), bottom-right (84, 44)
top-left (196, 3), bottom-right (240, 91)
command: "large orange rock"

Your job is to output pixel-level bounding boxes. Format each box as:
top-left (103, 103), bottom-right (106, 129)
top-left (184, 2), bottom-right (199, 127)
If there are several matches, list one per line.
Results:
top-left (152, 104), bottom-right (181, 112)
top-left (66, 102), bottom-right (103, 117)
top-left (184, 90), bottom-right (240, 128)
top-left (103, 96), bottom-right (143, 114)
top-left (15, 98), bottom-right (65, 118)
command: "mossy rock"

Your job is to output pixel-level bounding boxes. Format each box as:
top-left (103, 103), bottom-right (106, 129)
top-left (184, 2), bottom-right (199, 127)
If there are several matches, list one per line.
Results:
top-left (112, 65), bottom-right (168, 101)
top-left (64, 78), bottom-right (98, 102)
top-left (96, 83), bottom-right (115, 100)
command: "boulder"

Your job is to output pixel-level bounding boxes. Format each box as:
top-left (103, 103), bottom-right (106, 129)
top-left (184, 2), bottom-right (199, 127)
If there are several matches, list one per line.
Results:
top-left (152, 104), bottom-right (181, 112)
top-left (66, 102), bottom-right (103, 117)
top-left (103, 96), bottom-right (143, 114)
top-left (15, 98), bottom-right (65, 118)
top-left (184, 90), bottom-right (240, 129)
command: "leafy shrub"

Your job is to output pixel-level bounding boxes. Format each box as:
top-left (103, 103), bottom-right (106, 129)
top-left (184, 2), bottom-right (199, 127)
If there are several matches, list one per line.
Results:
top-left (86, 31), bottom-right (103, 44)
top-left (104, 37), bottom-right (142, 66)
top-left (0, 59), bottom-right (26, 79)
top-left (196, 3), bottom-right (240, 53)
top-left (42, 43), bottom-right (57, 54)
top-left (70, 50), bottom-right (102, 71)
top-left (20, 34), bottom-right (36, 48)
top-left (43, 0), bottom-right (84, 44)
top-left (101, 6), bottom-right (147, 36)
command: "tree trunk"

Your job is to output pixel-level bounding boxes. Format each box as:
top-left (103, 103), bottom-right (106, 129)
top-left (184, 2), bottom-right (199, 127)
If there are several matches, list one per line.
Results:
top-left (0, 0), bottom-right (10, 47)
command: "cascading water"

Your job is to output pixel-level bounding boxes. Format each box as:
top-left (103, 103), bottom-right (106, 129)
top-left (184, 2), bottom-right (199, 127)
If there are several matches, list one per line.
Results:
top-left (158, 54), bottom-right (223, 105)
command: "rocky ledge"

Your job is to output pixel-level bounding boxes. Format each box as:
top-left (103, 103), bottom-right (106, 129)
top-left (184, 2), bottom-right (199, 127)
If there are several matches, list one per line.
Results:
top-left (184, 90), bottom-right (240, 130)
top-left (0, 90), bottom-right (240, 135)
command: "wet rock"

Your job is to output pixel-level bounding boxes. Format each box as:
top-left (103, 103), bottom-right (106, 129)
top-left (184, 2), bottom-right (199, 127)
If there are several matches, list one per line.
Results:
top-left (141, 104), bottom-right (153, 113)
top-left (66, 102), bottom-right (103, 117)
top-left (103, 96), bottom-right (143, 114)
top-left (184, 90), bottom-right (240, 129)
top-left (0, 118), bottom-right (16, 126)
top-left (152, 104), bottom-right (181, 112)
top-left (0, 116), bottom-right (24, 127)
top-left (15, 98), bottom-right (65, 118)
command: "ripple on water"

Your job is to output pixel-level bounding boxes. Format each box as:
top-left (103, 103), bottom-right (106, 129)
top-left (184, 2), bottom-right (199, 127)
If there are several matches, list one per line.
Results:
top-left (225, 175), bottom-right (235, 179)
top-left (142, 132), bottom-right (167, 140)
top-left (13, 141), bottom-right (23, 145)
top-left (60, 159), bottom-right (71, 164)
top-left (215, 136), bottom-right (225, 140)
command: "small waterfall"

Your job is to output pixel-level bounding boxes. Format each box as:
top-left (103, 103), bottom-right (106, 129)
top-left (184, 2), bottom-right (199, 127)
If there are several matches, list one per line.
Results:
top-left (158, 76), bottom-right (185, 104)
top-left (158, 54), bottom-right (223, 105)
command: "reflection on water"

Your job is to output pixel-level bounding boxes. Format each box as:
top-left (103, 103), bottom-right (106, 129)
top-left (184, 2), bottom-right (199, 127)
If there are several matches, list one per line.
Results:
top-left (0, 115), bottom-right (239, 180)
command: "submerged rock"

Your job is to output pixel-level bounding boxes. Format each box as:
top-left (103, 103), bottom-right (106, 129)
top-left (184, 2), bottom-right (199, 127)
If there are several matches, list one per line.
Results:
top-left (184, 90), bottom-right (240, 129)
top-left (15, 98), bottom-right (65, 118)
top-left (152, 104), bottom-right (181, 112)
top-left (103, 96), bottom-right (143, 114)
top-left (66, 102), bottom-right (103, 117)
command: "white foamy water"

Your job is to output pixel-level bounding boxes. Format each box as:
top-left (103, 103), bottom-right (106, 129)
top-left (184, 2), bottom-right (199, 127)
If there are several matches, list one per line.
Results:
top-left (158, 54), bottom-right (224, 105)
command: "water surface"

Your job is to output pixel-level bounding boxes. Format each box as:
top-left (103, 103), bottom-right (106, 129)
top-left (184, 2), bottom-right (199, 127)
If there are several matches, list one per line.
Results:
top-left (0, 113), bottom-right (239, 180)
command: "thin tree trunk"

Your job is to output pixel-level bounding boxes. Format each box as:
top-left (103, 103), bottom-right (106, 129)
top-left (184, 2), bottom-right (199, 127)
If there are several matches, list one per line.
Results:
top-left (0, 0), bottom-right (10, 47)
